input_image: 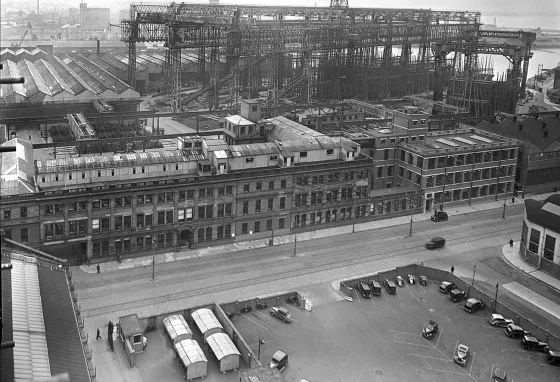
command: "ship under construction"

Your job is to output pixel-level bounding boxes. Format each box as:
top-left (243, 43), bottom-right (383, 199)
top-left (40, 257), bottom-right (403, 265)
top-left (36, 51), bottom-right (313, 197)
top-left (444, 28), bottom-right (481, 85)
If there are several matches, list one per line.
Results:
top-left (120, 1), bottom-right (536, 117)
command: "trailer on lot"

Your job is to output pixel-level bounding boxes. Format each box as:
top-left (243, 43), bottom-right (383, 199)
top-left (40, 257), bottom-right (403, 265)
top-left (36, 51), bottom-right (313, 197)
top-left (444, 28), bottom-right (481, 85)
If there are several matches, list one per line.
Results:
top-left (206, 332), bottom-right (241, 373)
top-left (175, 339), bottom-right (208, 381)
top-left (163, 314), bottom-right (193, 345)
top-left (191, 308), bottom-right (224, 342)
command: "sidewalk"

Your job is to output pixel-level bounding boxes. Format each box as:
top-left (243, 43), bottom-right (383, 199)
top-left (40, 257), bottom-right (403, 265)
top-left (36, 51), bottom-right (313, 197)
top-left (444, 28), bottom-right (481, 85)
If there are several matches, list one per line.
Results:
top-left (502, 241), bottom-right (560, 293)
top-left (80, 192), bottom-right (559, 280)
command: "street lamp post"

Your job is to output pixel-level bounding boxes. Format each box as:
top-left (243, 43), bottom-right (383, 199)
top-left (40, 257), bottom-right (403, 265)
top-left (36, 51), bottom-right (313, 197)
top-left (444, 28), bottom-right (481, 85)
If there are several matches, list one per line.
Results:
top-left (151, 237), bottom-right (156, 281)
top-left (258, 339), bottom-right (264, 360)
top-left (471, 264), bottom-right (477, 287)
top-left (293, 232), bottom-right (297, 257)
top-left (493, 283), bottom-right (499, 313)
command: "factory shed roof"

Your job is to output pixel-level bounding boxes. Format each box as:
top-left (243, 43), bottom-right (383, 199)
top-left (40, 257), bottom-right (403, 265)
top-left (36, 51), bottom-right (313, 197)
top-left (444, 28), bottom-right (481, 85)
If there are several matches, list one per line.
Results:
top-left (36, 149), bottom-right (205, 173)
top-left (230, 142), bottom-right (279, 157)
top-left (73, 54), bottom-right (129, 93)
top-left (97, 54), bottom-right (129, 72)
top-left (205, 139), bottom-right (230, 151)
top-left (206, 333), bottom-right (240, 361)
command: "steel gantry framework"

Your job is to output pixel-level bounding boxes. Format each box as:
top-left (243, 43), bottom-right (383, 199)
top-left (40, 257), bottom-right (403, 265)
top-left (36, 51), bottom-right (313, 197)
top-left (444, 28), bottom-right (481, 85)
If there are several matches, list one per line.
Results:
top-left (122, 3), bottom-right (485, 111)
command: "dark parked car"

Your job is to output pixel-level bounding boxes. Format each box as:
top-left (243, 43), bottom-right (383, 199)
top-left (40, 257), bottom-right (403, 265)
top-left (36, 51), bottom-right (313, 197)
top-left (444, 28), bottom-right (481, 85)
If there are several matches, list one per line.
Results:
top-left (546, 350), bottom-right (560, 366)
top-left (449, 289), bottom-right (467, 302)
top-left (492, 367), bottom-right (507, 382)
top-left (504, 324), bottom-right (530, 338)
top-left (439, 281), bottom-right (456, 293)
top-left (368, 280), bottom-right (382, 296)
top-left (422, 320), bottom-right (439, 339)
top-left (356, 281), bottom-right (371, 298)
top-left (521, 336), bottom-right (550, 352)
top-left (453, 344), bottom-right (470, 366)
top-left (419, 276), bottom-right (428, 285)
top-left (270, 307), bottom-right (293, 323)
top-left (426, 237), bottom-right (446, 249)
top-left (488, 314), bottom-right (514, 327)
top-left (383, 279), bottom-right (396, 294)
top-left (431, 210), bottom-right (449, 222)
top-left (463, 298), bottom-right (485, 313)
top-left (407, 274), bottom-right (416, 284)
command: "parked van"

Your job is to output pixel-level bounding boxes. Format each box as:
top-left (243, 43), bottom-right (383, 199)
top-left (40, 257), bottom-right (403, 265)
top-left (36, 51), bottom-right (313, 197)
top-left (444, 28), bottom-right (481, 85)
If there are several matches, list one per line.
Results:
top-left (426, 237), bottom-right (446, 249)
top-left (368, 280), bottom-right (382, 296)
top-left (270, 350), bottom-right (288, 372)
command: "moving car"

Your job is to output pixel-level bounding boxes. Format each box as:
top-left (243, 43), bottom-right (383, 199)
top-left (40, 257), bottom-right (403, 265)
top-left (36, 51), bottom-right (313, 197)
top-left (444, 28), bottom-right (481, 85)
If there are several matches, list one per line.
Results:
top-left (426, 236), bottom-right (446, 249)
top-left (488, 314), bottom-right (514, 327)
top-left (504, 324), bottom-right (530, 338)
top-left (546, 350), bottom-right (560, 366)
top-left (453, 344), bottom-right (470, 366)
top-left (368, 280), bottom-right (382, 296)
top-left (439, 281), bottom-right (456, 293)
top-left (356, 281), bottom-right (371, 298)
top-left (492, 368), bottom-right (508, 382)
top-left (421, 320), bottom-right (439, 339)
top-left (449, 289), bottom-right (467, 302)
top-left (270, 307), bottom-right (293, 323)
top-left (521, 335), bottom-right (550, 352)
top-left (463, 298), bottom-right (486, 313)
top-left (270, 350), bottom-right (288, 372)
top-left (383, 279), bottom-right (396, 294)
top-left (431, 210), bottom-right (449, 222)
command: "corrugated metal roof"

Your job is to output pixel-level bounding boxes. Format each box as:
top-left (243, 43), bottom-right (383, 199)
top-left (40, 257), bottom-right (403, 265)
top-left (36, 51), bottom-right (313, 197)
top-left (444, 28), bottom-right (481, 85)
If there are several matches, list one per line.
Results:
top-left (214, 150), bottom-right (228, 159)
top-left (37, 261), bottom-right (90, 381)
top-left (230, 142), bottom-right (279, 156)
top-left (542, 202), bottom-right (560, 216)
top-left (163, 315), bottom-right (192, 341)
top-left (11, 260), bottom-right (51, 381)
top-left (191, 308), bottom-right (223, 335)
top-left (205, 139), bottom-right (229, 151)
top-left (36, 149), bottom-right (205, 173)
top-left (278, 140), bottom-right (322, 151)
top-left (175, 339), bottom-right (208, 368)
top-left (225, 115), bottom-right (254, 126)
top-left (268, 116), bottom-right (324, 137)
top-left (206, 333), bottom-right (241, 360)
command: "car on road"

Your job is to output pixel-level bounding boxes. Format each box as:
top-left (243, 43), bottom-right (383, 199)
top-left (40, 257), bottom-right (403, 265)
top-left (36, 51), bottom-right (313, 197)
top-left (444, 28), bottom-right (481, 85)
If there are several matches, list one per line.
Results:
top-left (546, 350), bottom-right (560, 366)
top-left (421, 320), bottom-right (439, 339)
top-left (492, 367), bottom-right (508, 382)
top-left (270, 307), bottom-right (293, 323)
top-left (383, 279), bottom-right (396, 294)
top-left (449, 289), bottom-right (467, 302)
top-left (504, 324), bottom-right (530, 338)
top-left (438, 281), bottom-right (456, 293)
top-left (356, 281), bottom-right (371, 298)
top-left (453, 344), bottom-right (470, 366)
top-left (521, 335), bottom-right (550, 352)
top-left (431, 210), bottom-right (449, 222)
top-left (488, 314), bottom-right (514, 327)
top-left (425, 236), bottom-right (446, 249)
top-left (463, 298), bottom-right (485, 313)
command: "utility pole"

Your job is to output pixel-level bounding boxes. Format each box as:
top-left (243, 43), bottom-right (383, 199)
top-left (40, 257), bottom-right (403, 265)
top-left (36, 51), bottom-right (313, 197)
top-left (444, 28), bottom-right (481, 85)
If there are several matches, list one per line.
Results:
top-left (258, 339), bottom-right (264, 360)
top-left (292, 232), bottom-right (297, 257)
top-left (151, 237), bottom-right (156, 281)
top-left (493, 283), bottom-right (499, 313)
top-left (502, 195), bottom-right (507, 219)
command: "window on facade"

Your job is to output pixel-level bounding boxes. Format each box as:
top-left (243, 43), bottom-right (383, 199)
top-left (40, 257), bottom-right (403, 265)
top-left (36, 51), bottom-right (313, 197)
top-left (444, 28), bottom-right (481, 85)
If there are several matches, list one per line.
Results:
top-left (217, 226), bottom-right (224, 239)
top-left (245, 158), bottom-right (254, 163)
top-left (280, 180), bottom-right (287, 188)
top-left (244, 184), bottom-right (250, 192)
top-left (166, 211), bottom-right (173, 224)
top-left (268, 181), bottom-right (274, 190)
top-left (115, 216), bottom-right (123, 231)
top-left (205, 227), bottom-right (212, 241)
top-left (278, 218), bottom-right (285, 229)
top-left (529, 228), bottom-right (540, 253)
top-left (256, 182), bottom-right (262, 191)
top-left (158, 211), bottom-right (166, 225)
top-left (242, 201), bottom-right (249, 215)
top-left (92, 219), bottom-right (100, 233)
top-left (137, 213), bottom-right (145, 228)
top-left (242, 223), bottom-right (248, 235)
top-left (254, 221), bottom-right (261, 233)
top-left (21, 228), bottom-right (29, 243)
top-left (544, 235), bottom-right (555, 261)
top-left (377, 167), bottom-right (384, 177)
top-left (145, 214), bottom-right (153, 227)
top-left (255, 200), bottom-right (261, 213)
top-left (268, 198), bottom-right (274, 210)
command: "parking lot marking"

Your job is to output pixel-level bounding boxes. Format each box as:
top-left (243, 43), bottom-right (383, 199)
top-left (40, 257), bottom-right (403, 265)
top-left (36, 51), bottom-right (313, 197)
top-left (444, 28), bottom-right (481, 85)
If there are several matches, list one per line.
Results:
top-left (489, 365), bottom-right (495, 382)
top-left (241, 314), bottom-right (270, 331)
top-left (389, 330), bottom-right (421, 336)
top-left (481, 325), bottom-right (496, 329)
top-left (338, 352), bottom-right (354, 372)
top-left (325, 359), bottom-right (346, 382)
top-left (281, 301), bottom-right (306, 314)
top-left (435, 328), bottom-right (443, 349)
top-left (381, 289), bottom-right (389, 302)
top-left (396, 289), bottom-right (402, 300)
top-left (407, 353), bottom-right (450, 361)
top-left (393, 340), bottom-right (434, 349)
top-left (423, 367), bottom-right (470, 375)
top-left (355, 364), bottom-right (369, 382)
top-left (420, 284), bottom-right (427, 293)
top-left (406, 284), bottom-right (414, 296)
top-left (355, 291), bottom-right (362, 303)
top-left (327, 344), bottom-right (338, 358)
top-left (468, 352), bottom-right (476, 375)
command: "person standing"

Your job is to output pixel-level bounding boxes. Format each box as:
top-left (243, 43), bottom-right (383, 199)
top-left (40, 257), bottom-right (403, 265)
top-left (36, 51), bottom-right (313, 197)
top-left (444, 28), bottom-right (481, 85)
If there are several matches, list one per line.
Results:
top-left (96, 329), bottom-right (101, 340)
top-left (451, 265), bottom-right (455, 275)
top-left (509, 239), bottom-right (514, 247)
top-left (97, 264), bottom-right (100, 273)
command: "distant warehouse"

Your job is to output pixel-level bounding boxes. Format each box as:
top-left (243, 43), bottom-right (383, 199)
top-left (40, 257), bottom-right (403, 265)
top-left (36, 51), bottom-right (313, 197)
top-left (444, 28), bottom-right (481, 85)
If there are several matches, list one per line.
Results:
top-left (80, 3), bottom-right (110, 30)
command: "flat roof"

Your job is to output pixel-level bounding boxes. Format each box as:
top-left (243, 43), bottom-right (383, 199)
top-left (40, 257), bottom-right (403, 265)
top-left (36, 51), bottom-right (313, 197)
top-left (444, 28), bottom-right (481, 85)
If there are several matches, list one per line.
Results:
top-left (119, 314), bottom-right (143, 336)
top-left (225, 115), bottom-right (254, 126)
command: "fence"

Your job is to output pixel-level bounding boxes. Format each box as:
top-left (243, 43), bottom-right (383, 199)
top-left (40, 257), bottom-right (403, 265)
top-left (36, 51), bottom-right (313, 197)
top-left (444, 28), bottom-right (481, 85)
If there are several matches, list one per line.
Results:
top-left (520, 241), bottom-right (560, 278)
top-left (340, 264), bottom-right (559, 349)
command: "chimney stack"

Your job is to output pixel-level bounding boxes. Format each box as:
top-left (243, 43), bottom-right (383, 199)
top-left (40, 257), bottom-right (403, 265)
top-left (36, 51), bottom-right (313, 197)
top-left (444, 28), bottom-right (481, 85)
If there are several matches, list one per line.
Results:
top-left (96, 40), bottom-right (100, 55)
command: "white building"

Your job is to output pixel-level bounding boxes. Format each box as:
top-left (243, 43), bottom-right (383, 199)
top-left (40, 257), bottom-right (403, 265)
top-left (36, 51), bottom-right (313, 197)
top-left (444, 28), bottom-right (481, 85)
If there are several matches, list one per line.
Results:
top-left (520, 194), bottom-right (560, 274)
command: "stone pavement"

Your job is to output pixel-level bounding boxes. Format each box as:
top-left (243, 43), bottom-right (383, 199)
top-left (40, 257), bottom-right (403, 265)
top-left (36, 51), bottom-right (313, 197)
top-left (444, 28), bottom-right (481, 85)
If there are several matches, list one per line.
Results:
top-left (502, 241), bottom-right (560, 293)
top-left (80, 192), bottom-right (558, 278)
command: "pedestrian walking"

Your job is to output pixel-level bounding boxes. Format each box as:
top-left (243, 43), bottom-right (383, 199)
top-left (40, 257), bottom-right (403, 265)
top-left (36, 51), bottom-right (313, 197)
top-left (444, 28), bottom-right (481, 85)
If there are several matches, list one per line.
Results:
top-left (451, 265), bottom-right (455, 275)
top-left (96, 264), bottom-right (100, 273)
top-left (96, 329), bottom-right (101, 340)
top-left (509, 239), bottom-right (514, 247)
top-left (512, 197), bottom-right (515, 203)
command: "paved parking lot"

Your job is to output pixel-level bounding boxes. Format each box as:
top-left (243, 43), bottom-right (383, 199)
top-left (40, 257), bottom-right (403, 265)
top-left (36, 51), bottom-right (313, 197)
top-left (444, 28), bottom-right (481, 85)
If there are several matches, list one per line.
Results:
top-left (233, 279), bottom-right (560, 382)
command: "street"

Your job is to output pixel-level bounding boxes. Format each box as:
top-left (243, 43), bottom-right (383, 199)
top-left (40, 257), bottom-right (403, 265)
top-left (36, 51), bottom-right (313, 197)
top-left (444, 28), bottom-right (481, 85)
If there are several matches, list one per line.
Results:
top-left (73, 204), bottom-right (560, 342)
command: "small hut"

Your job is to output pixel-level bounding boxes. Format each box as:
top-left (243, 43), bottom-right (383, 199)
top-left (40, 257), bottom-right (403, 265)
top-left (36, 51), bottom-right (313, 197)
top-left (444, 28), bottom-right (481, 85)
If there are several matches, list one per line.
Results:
top-left (206, 332), bottom-right (241, 373)
top-left (191, 308), bottom-right (223, 342)
top-left (175, 339), bottom-right (208, 381)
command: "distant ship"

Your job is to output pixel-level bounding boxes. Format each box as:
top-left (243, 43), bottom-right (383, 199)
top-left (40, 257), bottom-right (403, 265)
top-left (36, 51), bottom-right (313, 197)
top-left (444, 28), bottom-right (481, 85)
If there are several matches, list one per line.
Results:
top-left (482, 23), bottom-right (560, 49)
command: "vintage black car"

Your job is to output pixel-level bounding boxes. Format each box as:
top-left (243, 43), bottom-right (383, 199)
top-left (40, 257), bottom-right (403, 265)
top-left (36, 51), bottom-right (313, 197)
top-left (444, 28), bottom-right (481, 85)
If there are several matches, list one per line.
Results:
top-left (356, 281), bottom-right (371, 298)
top-left (431, 210), bottom-right (449, 222)
top-left (505, 324), bottom-right (530, 338)
top-left (383, 279), bottom-right (396, 294)
top-left (407, 274), bottom-right (416, 284)
top-left (439, 281), bottom-right (456, 294)
top-left (521, 335), bottom-right (550, 352)
top-left (449, 289), bottom-right (467, 302)
top-left (270, 307), bottom-right (293, 323)
top-left (546, 350), bottom-right (560, 366)
top-left (426, 237), bottom-right (446, 250)
top-left (463, 298), bottom-right (486, 313)
top-left (422, 320), bottom-right (439, 339)
top-left (453, 344), bottom-right (470, 366)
